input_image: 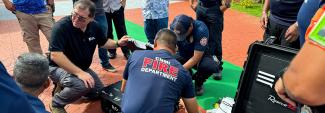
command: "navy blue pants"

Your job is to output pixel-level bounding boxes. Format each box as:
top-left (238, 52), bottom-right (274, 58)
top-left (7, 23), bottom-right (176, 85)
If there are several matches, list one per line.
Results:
top-left (105, 7), bottom-right (130, 55)
top-left (144, 17), bottom-right (168, 44)
top-left (176, 54), bottom-right (219, 87)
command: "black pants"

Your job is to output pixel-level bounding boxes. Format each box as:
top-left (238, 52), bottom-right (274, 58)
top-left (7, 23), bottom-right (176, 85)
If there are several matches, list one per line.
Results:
top-left (176, 54), bottom-right (219, 87)
top-left (105, 7), bottom-right (130, 54)
top-left (263, 19), bottom-right (300, 49)
top-left (196, 3), bottom-right (224, 70)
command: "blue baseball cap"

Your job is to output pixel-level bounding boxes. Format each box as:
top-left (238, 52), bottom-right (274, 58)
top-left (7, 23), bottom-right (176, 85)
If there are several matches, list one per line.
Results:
top-left (170, 14), bottom-right (193, 41)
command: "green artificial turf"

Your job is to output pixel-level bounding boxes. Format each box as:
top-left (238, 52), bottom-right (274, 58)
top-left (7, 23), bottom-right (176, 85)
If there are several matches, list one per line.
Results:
top-left (196, 61), bottom-right (242, 110)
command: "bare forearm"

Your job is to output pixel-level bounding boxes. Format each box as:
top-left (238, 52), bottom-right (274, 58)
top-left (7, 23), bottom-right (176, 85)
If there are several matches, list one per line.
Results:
top-left (47, 0), bottom-right (54, 5)
top-left (220, 5), bottom-right (228, 12)
top-left (221, 0), bottom-right (231, 11)
top-left (2, 0), bottom-right (9, 3)
top-left (51, 52), bottom-right (84, 75)
top-left (262, 0), bottom-right (270, 13)
top-left (121, 79), bottom-right (127, 93)
top-left (189, 0), bottom-right (195, 5)
top-left (183, 51), bottom-right (204, 70)
top-left (182, 98), bottom-right (199, 113)
top-left (283, 66), bottom-right (325, 106)
top-left (2, 0), bottom-right (12, 7)
top-left (120, 0), bottom-right (126, 7)
top-left (283, 43), bottom-right (325, 105)
top-left (183, 58), bottom-right (200, 70)
top-left (101, 39), bottom-right (118, 49)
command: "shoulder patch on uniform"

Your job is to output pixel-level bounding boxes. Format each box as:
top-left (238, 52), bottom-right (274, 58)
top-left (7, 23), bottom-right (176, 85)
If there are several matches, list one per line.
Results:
top-left (200, 37), bottom-right (208, 46)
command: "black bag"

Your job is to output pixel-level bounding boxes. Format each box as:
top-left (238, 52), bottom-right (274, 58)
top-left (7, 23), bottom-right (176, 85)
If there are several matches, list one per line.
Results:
top-left (101, 81), bottom-right (123, 113)
top-left (232, 41), bottom-right (298, 113)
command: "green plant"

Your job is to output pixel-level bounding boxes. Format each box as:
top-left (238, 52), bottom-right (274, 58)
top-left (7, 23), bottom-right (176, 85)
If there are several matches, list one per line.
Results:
top-left (231, 2), bottom-right (263, 17)
top-left (240, 0), bottom-right (254, 8)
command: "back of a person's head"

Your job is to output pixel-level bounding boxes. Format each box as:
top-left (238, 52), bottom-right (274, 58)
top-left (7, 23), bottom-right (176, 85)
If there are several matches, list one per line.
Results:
top-left (154, 28), bottom-right (178, 50)
top-left (14, 53), bottom-right (49, 91)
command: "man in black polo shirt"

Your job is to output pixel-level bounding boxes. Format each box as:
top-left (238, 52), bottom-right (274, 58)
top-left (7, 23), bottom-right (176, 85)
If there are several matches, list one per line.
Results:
top-left (48, 0), bottom-right (129, 113)
top-left (189, 0), bottom-right (231, 80)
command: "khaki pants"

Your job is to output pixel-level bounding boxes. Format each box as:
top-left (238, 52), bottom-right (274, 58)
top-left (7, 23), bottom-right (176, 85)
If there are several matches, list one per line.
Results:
top-left (15, 10), bottom-right (54, 54)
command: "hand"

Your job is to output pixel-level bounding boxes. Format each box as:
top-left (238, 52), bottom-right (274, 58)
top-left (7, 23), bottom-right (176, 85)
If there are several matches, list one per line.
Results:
top-left (120, 0), bottom-right (126, 8)
top-left (274, 78), bottom-right (296, 107)
top-left (3, 1), bottom-right (15, 12)
top-left (46, 4), bottom-right (54, 13)
top-left (260, 12), bottom-right (268, 29)
top-left (76, 71), bottom-right (95, 88)
top-left (117, 35), bottom-right (130, 46)
top-left (190, 3), bottom-right (197, 11)
top-left (220, 5), bottom-right (227, 13)
top-left (285, 23), bottom-right (299, 43)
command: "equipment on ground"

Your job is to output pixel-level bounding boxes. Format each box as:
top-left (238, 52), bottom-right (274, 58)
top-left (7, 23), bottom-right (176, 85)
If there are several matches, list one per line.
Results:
top-left (101, 81), bottom-right (122, 113)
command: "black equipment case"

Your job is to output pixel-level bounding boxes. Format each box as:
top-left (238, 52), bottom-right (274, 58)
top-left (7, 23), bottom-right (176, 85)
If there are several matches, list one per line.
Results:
top-left (101, 81), bottom-right (123, 113)
top-left (232, 41), bottom-right (298, 113)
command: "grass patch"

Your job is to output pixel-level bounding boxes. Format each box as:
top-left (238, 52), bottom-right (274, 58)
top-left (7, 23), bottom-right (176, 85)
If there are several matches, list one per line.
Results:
top-left (231, 2), bottom-right (263, 17)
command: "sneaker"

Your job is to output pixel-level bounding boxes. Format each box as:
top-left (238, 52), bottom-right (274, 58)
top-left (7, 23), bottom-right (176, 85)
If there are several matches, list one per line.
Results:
top-left (212, 72), bottom-right (222, 80)
top-left (49, 103), bottom-right (67, 113)
top-left (102, 63), bottom-right (117, 72)
top-left (108, 52), bottom-right (116, 59)
top-left (213, 55), bottom-right (221, 65)
top-left (195, 85), bottom-right (204, 96)
top-left (52, 83), bottom-right (62, 96)
top-left (213, 55), bottom-right (218, 62)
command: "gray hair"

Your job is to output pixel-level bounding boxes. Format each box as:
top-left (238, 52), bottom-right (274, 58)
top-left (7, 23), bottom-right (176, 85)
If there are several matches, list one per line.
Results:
top-left (73, 0), bottom-right (96, 18)
top-left (14, 53), bottom-right (49, 91)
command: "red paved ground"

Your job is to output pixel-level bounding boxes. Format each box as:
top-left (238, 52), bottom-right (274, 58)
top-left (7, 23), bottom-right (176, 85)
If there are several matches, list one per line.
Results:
top-left (0, 1), bottom-right (263, 113)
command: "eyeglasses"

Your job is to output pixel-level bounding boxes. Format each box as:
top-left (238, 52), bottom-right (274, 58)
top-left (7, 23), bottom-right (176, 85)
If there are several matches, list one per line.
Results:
top-left (71, 11), bottom-right (89, 22)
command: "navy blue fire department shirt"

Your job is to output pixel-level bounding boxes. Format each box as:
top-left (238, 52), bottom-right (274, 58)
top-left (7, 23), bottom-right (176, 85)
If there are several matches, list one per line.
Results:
top-left (175, 20), bottom-right (209, 60)
top-left (0, 62), bottom-right (36, 113)
top-left (49, 16), bottom-right (108, 70)
top-left (122, 50), bottom-right (195, 113)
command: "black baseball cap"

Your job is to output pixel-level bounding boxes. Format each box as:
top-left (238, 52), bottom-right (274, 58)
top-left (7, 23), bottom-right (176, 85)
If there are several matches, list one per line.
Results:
top-left (170, 14), bottom-right (193, 41)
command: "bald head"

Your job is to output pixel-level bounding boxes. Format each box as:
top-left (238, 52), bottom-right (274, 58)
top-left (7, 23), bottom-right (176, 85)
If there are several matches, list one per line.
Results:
top-left (154, 28), bottom-right (178, 51)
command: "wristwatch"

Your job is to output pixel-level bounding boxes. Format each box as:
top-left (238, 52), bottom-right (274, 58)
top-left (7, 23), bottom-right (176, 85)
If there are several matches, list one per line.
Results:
top-left (115, 41), bottom-right (120, 48)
